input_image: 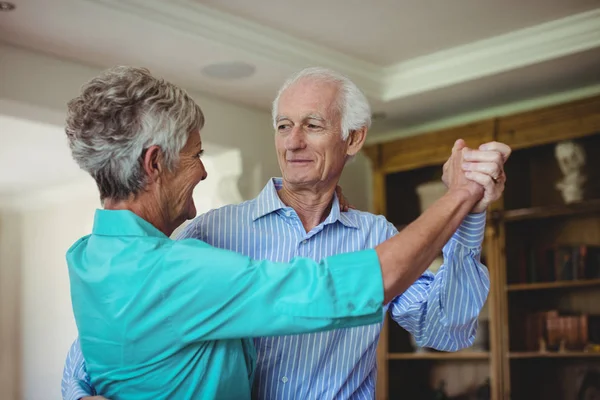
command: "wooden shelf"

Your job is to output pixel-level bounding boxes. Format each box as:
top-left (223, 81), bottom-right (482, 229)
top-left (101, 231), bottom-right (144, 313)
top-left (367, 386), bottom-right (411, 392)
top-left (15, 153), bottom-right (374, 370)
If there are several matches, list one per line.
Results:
top-left (387, 351), bottom-right (489, 360)
top-left (510, 351), bottom-right (600, 359)
top-left (502, 198), bottom-right (600, 222)
top-left (367, 97), bottom-right (600, 400)
top-left (506, 279), bottom-right (600, 291)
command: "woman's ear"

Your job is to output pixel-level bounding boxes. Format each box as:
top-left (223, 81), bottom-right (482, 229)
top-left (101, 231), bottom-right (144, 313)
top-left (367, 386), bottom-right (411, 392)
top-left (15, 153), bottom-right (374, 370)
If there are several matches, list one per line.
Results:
top-left (142, 145), bottom-right (165, 183)
top-left (346, 127), bottom-right (367, 157)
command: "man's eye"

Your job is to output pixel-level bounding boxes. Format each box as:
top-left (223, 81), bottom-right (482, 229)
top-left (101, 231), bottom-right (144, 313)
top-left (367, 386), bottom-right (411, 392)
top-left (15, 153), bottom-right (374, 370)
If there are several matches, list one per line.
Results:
top-left (278, 124), bottom-right (290, 131)
top-left (196, 150), bottom-right (204, 159)
top-left (307, 124), bottom-right (322, 129)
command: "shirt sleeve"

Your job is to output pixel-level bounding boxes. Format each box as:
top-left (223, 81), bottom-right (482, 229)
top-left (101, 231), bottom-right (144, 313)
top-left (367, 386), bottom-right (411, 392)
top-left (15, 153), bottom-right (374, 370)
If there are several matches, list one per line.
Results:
top-left (62, 337), bottom-right (95, 400)
top-left (152, 241), bottom-right (385, 342)
top-left (388, 212), bottom-right (490, 351)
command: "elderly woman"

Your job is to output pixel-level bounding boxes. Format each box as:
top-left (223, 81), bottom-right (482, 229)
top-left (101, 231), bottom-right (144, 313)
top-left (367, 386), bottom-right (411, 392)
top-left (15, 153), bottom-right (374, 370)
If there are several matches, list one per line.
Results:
top-left (65, 66), bottom-right (483, 399)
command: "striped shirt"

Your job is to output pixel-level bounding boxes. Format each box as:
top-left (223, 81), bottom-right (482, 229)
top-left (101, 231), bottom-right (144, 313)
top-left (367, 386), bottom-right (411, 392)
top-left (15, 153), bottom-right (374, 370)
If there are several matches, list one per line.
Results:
top-left (62, 177), bottom-right (489, 400)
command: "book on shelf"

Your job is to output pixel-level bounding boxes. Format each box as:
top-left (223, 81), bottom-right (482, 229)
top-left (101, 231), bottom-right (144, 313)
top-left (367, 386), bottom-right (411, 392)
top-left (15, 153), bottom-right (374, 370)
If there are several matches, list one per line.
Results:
top-left (523, 311), bottom-right (596, 352)
top-left (514, 244), bottom-right (600, 284)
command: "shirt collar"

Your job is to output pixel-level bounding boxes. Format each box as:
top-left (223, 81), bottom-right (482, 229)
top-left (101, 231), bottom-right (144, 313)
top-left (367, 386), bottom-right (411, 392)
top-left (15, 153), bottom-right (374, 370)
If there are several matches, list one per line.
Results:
top-left (92, 209), bottom-right (169, 238)
top-left (252, 178), bottom-right (359, 229)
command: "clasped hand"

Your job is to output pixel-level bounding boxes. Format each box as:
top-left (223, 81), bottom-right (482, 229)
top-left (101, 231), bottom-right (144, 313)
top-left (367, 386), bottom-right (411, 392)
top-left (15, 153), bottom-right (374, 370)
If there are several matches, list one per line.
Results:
top-left (442, 139), bottom-right (512, 213)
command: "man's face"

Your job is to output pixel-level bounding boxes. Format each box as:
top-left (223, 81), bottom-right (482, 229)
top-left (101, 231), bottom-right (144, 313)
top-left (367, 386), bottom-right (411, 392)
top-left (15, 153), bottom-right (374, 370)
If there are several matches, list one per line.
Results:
top-left (274, 79), bottom-right (350, 189)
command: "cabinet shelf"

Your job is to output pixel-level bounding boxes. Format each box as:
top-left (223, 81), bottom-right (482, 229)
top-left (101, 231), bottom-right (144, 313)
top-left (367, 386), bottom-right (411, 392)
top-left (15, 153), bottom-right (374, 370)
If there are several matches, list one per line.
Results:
top-left (502, 198), bottom-right (600, 222)
top-left (387, 351), bottom-right (489, 360)
top-left (507, 279), bottom-right (600, 291)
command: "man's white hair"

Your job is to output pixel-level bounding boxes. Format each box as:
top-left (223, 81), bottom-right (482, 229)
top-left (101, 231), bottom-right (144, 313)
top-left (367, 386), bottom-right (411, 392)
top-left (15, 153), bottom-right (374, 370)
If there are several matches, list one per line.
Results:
top-left (272, 67), bottom-right (371, 140)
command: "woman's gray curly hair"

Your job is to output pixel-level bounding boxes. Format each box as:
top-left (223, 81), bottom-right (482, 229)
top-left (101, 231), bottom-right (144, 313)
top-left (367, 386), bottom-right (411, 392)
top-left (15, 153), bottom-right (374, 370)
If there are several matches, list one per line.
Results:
top-left (65, 66), bottom-right (204, 201)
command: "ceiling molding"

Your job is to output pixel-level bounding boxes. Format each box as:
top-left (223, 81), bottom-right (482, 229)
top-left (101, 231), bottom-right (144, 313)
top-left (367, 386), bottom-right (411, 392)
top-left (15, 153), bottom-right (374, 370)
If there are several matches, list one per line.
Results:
top-left (381, 8), bottom-right (600, 101)
top-left (86, 1), bottom-right (600, 104)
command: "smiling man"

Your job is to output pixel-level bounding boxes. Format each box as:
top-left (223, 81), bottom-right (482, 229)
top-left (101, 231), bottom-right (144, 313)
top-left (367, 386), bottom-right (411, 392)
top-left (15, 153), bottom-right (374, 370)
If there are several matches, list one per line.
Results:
top-left (62, 67), bottom-right (511, 400)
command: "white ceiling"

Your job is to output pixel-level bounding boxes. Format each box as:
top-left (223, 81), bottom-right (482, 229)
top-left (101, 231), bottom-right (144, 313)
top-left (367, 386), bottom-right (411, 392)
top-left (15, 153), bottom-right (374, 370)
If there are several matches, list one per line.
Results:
top-left (196, 0), bottom-right (600, 65)
top-left (1, 0), bottom-right (599, 124)
top-left (0, 0), bottom-right (599, 197)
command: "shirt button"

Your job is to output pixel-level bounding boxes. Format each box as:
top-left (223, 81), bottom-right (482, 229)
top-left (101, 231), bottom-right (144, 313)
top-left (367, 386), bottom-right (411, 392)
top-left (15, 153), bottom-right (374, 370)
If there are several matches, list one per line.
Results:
top-left (301, 239), bottom-right (308, 245)
top-left (347, 302), bottom-right (355, 311)
top-left (282, 376), bottom-right (288, 383)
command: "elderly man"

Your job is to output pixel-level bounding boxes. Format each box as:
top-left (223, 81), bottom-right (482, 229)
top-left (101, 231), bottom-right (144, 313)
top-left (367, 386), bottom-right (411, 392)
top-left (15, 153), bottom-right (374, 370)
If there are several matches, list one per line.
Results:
top-left (63, 67), bottom-right (510, 400)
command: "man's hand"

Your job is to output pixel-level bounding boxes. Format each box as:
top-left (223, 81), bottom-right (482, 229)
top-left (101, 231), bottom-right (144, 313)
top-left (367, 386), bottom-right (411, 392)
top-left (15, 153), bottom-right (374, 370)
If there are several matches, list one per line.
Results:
top-left (442, 139), bottom-right (485, 202)
top-left (461, 141), bottom-right (511, 213)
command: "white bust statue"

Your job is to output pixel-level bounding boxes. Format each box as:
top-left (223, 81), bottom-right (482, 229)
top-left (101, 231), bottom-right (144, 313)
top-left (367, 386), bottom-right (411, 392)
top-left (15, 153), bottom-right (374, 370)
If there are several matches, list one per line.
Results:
top-left (554, 140), bottom-right (586, 203)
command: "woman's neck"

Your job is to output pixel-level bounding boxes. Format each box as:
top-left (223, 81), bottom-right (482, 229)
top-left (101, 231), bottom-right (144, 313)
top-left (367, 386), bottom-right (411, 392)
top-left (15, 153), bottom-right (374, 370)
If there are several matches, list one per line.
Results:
top-left (103, 193), bottom-right (174, 237)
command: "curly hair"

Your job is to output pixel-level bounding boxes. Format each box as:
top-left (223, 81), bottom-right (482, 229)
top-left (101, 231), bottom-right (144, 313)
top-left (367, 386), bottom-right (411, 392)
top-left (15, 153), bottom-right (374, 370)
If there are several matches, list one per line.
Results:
top-left (65, 66), bottom-right (204, 201)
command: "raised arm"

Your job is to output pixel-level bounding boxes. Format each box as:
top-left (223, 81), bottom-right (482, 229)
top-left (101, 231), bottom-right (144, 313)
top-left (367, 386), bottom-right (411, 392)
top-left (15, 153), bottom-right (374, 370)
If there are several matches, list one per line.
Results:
top-left (389, 212), bottom-right (489, 350)
top-left (375, 139), bottom-right (484, 303)
top-left (387, 140), bottom-right (510, 350)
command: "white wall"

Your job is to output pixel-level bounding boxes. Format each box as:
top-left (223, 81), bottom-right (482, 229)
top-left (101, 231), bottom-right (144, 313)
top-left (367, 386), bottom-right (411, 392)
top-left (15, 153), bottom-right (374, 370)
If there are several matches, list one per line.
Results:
top-left (18, 195), bottom-right (98, 400)
top-left (0, 211), bottom-right (22, 400)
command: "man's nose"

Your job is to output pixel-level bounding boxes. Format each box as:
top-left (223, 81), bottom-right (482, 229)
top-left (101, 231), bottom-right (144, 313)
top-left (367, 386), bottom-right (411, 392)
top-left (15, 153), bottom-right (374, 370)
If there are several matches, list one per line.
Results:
top-left (285, 126), bottom-right (307, 151)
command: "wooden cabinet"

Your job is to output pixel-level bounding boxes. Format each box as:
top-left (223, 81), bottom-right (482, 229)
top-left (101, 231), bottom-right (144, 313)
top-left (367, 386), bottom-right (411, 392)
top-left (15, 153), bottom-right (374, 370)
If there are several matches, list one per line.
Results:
top-left (365, 95), bottom-right (600, 400)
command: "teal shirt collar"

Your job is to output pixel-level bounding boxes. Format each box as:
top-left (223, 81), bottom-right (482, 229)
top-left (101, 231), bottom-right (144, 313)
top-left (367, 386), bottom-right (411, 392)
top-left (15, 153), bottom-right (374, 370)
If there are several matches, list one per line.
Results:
top-left (251, 178), bottom-right (359, 229)
top-left (92, 209), bottom-right (169, 238)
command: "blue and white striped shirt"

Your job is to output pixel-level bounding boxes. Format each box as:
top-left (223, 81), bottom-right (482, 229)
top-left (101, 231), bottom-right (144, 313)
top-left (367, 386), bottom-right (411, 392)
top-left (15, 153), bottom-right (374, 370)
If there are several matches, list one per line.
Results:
top-left (62, 177), bottom-right (489, 400)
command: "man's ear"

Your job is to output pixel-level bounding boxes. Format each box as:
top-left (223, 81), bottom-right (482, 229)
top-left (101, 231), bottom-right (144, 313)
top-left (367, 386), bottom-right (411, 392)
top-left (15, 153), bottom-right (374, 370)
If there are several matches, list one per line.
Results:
top-left (346, 127), bottom-right (367, 157)
top-left (141, 145), bottom-right (165, 183)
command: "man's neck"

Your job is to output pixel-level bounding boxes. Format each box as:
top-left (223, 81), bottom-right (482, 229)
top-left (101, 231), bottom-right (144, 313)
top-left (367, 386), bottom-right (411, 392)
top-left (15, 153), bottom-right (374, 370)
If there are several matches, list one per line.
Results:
top-left (277, 180), bottom-right (338, 232)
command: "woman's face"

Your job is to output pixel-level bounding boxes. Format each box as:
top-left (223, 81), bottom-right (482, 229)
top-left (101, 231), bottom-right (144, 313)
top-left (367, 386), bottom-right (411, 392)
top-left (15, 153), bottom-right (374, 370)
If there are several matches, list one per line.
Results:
top-left (163, 130), bottom-right (207, 229)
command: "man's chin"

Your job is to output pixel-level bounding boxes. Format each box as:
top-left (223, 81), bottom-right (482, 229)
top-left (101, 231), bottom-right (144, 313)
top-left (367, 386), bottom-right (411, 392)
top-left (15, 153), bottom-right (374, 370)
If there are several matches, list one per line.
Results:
top-left (283, 173), bottom-right (318, 186)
